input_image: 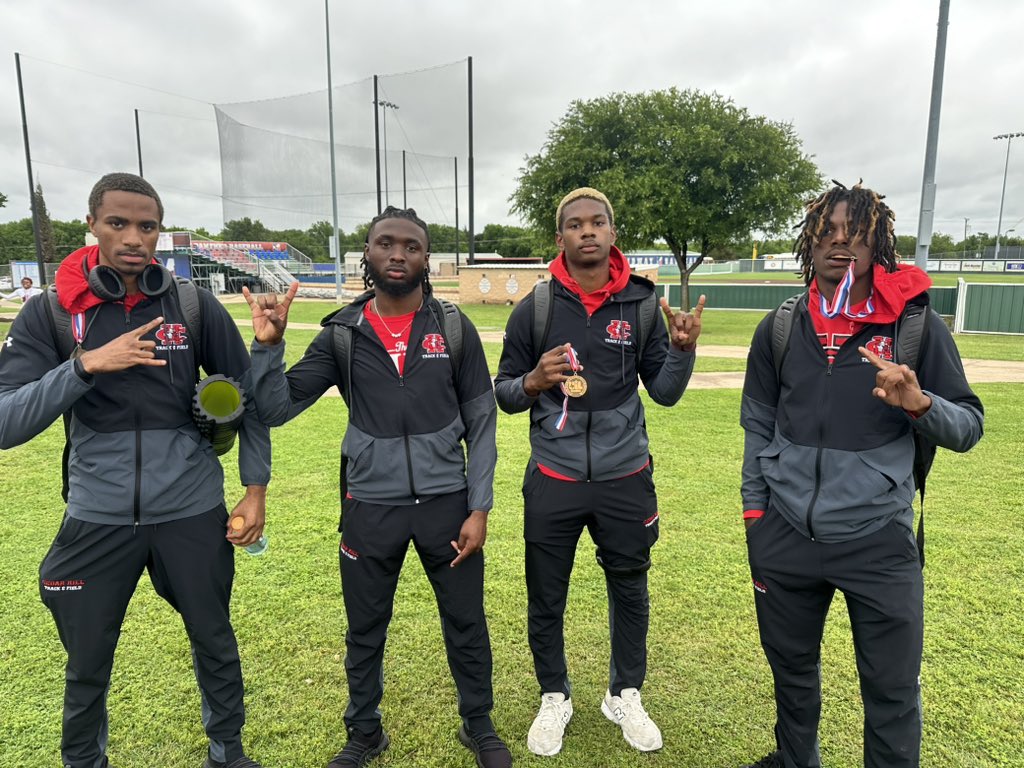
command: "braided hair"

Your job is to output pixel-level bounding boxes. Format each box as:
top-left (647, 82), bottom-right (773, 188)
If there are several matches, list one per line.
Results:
top-left (361, 205), bottom-right (432, 291)
top-left (794, 180), bottom-right (899, 285)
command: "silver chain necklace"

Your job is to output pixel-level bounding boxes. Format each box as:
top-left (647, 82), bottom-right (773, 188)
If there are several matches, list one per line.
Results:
top-left (372, 298), bottom-right (420, 338)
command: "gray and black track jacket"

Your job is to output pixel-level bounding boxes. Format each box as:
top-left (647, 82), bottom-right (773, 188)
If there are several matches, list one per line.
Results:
top-left (494, 275), bottom-right (694, 480)
top-left (0, 285), bottom-right (271, 526)
top-left (249, 290), bottom-right (497, 512)
top-left (741, 297), bottom-right (983, 543)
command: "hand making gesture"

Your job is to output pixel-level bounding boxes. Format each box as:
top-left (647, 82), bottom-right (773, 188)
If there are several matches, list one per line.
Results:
top-left (858, 345), bottom-right (932, 417)
top-left (660, 294), bottom-right (706, 350)
top-left (79, 316), bottom-right (167, 374)
top-left (242, 281), bottom-right (300, 345)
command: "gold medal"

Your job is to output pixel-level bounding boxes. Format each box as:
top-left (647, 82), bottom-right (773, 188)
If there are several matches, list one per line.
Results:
top-left (564, 373), bottom-right (588, 397)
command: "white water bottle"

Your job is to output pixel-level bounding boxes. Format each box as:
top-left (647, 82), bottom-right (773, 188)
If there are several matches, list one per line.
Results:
top-left (231, 516), bottom-right (268, 556)
top-left (244, 535), bottom-right (269, 556)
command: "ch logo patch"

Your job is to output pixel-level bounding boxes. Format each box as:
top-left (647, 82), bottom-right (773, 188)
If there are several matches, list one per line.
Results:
top-left (156, 323), bottom-right (188, 347)
top-left (421, 333), bottom-right (447, 355)
top-left (864, 335), bottom-right (894, 362)
top-left (2, 336), bottom-right (12, 348)
top-left (607, 319), bottom-right (631, 341)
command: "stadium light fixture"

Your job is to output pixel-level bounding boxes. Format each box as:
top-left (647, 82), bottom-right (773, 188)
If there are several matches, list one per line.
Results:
top-left (993, 132), bottom-right (1024, 259)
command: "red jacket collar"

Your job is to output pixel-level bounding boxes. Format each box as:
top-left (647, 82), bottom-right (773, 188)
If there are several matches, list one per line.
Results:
top-left (55, 245), bottom-right (156, 314)
top-left (810, 263), bottom-right (932, 324)
top-left (548, 246), bottom-right (632, 315)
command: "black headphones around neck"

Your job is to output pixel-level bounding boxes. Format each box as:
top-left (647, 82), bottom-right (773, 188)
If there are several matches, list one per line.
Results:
top-left (83, 252), bottom-right (173, 301)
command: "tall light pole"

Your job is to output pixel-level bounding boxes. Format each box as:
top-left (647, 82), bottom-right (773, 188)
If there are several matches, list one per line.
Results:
top-left (962, 217), bottom-right (969, 259)
top-left (994, 132), bottom-right (1024, 259)
top-left (375, 99), bottom-right (399, 205)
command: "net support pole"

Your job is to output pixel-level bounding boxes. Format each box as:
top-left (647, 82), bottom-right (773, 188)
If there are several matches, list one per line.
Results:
top-left (914, 0), bottom-right (950, 270)
top-left (467, 56), bottom-right (475, 265)
top-left (135, 109), bottom-right (144, 177)
top-left (455, 156), bottom-right (460, 269)
top-left (373, 75), bottom-right (382, 215)
top-left (15, 52), bottom-right (45, 286)
top-left (325, 0), bottom-right (342, 302)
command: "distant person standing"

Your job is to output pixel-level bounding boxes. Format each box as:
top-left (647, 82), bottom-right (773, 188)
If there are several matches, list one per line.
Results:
top-left (2, 276), bottom-right (43, 302)
top-left (739, 181), bottom-right (984, 768)
top-left (494, 187), bottom-right (704, 757)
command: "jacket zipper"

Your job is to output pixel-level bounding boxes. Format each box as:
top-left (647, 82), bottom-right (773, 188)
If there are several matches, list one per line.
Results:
top-left (127, 307), bottom-right (142, 529)
top-left (804, 353), bottom-right (841, 539)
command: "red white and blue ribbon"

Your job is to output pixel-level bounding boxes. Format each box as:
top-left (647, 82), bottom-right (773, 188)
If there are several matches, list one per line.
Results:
top-left (820, 262), bottom-right (875, 320)
top-left (554, 345), bottom-right (581, 432)
top-left (71, 313), bottom-right (86, 345)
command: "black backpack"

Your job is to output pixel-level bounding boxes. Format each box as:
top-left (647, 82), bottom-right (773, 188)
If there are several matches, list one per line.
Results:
top-left (41, 279), bottom-right (204, 502)
top-left (531, 278), bottom-right (659, 362)
top-left (770, 292), bottom-right (936, 565)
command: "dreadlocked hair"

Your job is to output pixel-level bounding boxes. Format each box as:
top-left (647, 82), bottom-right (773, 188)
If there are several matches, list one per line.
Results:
top-left (793, 180), bottom-right (899, 285)
top-left (360, 205), bottom-right (432, 291)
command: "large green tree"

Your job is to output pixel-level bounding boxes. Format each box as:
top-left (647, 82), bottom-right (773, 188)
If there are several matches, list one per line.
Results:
top-left (32, 183), bottom-right (57, 264)
top-left (0, 191), bottom-right (7, 209)
top-left (512, 88), bottom-right (821, 308)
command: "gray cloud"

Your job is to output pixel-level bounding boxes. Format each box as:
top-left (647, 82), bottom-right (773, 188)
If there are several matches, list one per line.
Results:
top-left (1, 0), bottom-right (1022, 242)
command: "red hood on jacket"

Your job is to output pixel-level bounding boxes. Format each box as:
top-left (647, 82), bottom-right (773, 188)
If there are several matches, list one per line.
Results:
top-left (810, 262), bottom-right (932, 324)
top-left (548, 245), bottom-right (632, 315)
top-left (55, 245), bottom-right (156, 314)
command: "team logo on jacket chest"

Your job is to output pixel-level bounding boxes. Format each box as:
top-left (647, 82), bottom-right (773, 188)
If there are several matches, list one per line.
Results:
top-left (421, 333), bottom-right (449, 359)
top-left (155, 323), bottom-right (189, 351)
top-left (864, 335), bottom-right (894, 362)
top-left (605, 319), bottom-right (632, 346)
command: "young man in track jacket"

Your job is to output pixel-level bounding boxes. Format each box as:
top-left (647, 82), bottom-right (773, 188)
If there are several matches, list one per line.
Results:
top-left (494, 188), bottom-right (704, 757)
top-left (0, 173), bottom-right (271, 768)
top-left (244, 206), bottom-right (511, 768)
top-left (739, 182), bottom-right (984, 768)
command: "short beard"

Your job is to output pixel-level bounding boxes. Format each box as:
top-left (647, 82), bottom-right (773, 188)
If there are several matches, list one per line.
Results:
top-left (367, 263), bottom-right (425, 297)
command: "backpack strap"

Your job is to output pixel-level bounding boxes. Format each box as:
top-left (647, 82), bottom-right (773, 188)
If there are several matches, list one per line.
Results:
top-left (532, 279), bottom-right (555, 358)
top-left (170, 278), bottom-right (202, 377)
top-left (43, 286), bottom-right (76, 360)
top-left (330, 323), bottom-right (354, 407)
top-left (634, 288), bottom-right (659, 366)
top-left (894, 297), bottom-right (934, 568)
top-left (429, 297), bottom-right (464, 390)
top-left (771, 293), bottom-right (806, 379)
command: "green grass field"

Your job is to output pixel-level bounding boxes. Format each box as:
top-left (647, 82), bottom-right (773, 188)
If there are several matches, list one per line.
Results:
top-left (1, 308), bottom-right (1021, 767)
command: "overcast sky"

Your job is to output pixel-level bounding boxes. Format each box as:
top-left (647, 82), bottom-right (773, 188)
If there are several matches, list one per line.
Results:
top-left (2, 0), bottom-right (1023, 245)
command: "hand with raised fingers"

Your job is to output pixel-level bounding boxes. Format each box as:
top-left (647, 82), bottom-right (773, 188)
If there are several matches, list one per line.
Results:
top-left (523, 342), bottom-right (582, 397)
top-left (858, 345), bottom-right (932, 417)
top-left (243, 281), bottom-right (299, 345)
top-left (78, 316), bottom-right (168, 374)
top-left (661, 294), bottom-right (706, 350)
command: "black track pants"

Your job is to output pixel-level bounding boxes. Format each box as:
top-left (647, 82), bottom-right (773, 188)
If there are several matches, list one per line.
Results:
top-left (339, 490), bottom-right (495, 735)
top-left (39, 505), bottom-right (245, 768)
top-left (523, 466), bottom-right (659, 698)
top-left (746, 508), bottom-right (924, 768)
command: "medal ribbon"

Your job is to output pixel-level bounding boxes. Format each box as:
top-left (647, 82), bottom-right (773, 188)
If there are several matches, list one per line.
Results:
top-left (71, 313), bottom-right (86, 344)
top-left (820, 261), bottom-right (875, 319)
top-left (554, 345), bottom-right (582, 432)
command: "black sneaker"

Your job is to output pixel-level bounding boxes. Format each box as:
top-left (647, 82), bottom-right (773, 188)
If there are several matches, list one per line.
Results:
top-left (458, 725), bottom-right (512, 768)
top-left (202, 758), bottom-right (264, 768)
top-left (742, 750), bottom-right (783, 768)
top-left (327, 727), bottom-right (390, 767)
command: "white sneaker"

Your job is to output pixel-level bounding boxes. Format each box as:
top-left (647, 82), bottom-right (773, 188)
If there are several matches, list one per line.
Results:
top-left (601, 688), bottom-right (663, 751)
top-left (527, 692), bottom-right (573, 756)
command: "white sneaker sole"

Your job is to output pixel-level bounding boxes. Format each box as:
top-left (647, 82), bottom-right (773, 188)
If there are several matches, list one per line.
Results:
top-left (601, 700), bottom-right (663, 752)
top-left (527, 714), bottom-right (571, 756)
